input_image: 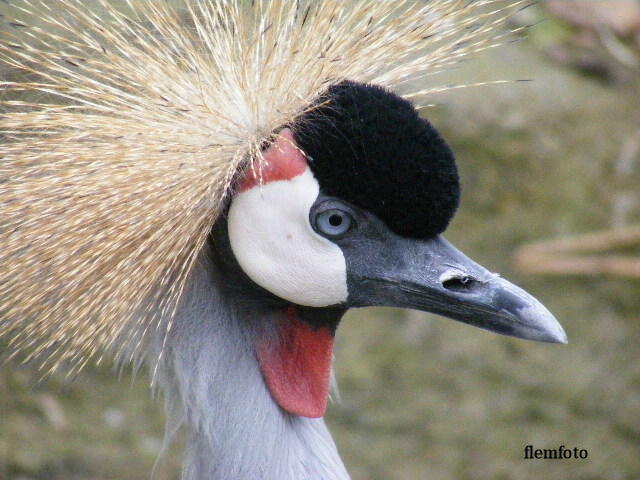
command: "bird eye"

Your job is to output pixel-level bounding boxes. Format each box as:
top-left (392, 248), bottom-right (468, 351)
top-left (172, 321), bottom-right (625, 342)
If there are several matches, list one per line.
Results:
top-left (314, 209), bottom-right (353, 237)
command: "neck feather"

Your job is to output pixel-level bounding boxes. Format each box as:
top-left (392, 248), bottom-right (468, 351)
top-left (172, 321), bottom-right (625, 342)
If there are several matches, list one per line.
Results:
top-left (149, 246), bottom-right (350, 480)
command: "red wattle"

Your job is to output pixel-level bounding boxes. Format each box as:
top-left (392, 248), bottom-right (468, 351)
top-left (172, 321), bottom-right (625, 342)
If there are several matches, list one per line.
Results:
top-left (256, 306), bottom-right (334, 418)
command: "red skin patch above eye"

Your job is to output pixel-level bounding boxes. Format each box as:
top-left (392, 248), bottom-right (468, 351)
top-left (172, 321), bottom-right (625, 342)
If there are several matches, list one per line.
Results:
top-left (256, 306), bottom-right (334, 418)
top-left (238, 129), bottom-right (308, 192)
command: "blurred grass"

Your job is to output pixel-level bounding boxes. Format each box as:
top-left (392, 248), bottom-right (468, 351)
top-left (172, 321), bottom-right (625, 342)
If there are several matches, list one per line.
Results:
top-left (2, 2), bottom-right (640, 480)
top-left (0, 367), bottom-right (183, 480)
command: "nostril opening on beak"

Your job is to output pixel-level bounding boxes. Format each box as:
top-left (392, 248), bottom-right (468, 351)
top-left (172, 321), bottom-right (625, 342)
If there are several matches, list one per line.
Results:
top-left (442, 275), bottom-right (476, 292)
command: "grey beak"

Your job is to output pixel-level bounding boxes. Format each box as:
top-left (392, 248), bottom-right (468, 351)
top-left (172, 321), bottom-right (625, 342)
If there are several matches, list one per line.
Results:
top-left (346, 235), bottom-right (567, 344)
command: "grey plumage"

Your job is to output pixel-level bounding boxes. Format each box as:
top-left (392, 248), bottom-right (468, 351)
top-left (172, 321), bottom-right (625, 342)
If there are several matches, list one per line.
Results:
top-left (154, 243), bottom-right (348, 479)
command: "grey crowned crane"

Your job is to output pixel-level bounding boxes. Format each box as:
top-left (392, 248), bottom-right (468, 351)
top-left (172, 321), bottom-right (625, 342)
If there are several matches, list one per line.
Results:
top-left (0, 1), bottom-right (566, 478)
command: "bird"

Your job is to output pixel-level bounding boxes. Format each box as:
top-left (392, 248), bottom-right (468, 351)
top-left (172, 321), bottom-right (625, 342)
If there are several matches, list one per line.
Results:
top-left (0, 1), bottom-right (567, 479)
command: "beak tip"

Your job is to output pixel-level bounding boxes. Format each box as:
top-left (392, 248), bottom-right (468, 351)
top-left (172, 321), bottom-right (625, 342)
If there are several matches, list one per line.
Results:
top-left (550, 325), bottom-right (568, 345)
top-left (545, 327), bottom-right (568, 345)
top-left (534, 313), bottom-right (567, 344)
top-left (498, 280), bottom-right (567, 345)
top-left (512, 300), bottom-right (567, 345)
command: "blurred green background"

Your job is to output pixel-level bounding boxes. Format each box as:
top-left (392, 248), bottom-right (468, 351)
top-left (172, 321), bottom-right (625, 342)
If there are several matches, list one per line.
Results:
top-left (2, 1), bottom-right (640, 479)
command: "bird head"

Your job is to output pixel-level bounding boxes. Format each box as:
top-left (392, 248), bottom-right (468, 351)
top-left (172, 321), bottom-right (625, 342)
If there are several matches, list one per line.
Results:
top-left (225, 81), bottom-right (567, 418)
top-left (0, 1), bottom-right (565, 431)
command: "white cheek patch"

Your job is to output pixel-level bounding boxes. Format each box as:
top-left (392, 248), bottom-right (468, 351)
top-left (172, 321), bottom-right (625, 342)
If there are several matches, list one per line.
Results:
top-left (227, 168), bottom-right (348, 307)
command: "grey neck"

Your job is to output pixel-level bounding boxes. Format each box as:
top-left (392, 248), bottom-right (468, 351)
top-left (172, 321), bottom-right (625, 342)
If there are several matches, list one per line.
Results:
top-left (150, 242), bottom-right (350, 480)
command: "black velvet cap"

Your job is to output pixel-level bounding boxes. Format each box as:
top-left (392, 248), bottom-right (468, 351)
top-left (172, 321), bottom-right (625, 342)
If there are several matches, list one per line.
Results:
top-left (292, 81), bottom-right (460, 239)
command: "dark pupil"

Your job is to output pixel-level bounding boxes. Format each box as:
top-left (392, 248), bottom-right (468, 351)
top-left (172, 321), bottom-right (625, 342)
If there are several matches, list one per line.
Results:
top-left (329, 214), bottom-right (343, 227)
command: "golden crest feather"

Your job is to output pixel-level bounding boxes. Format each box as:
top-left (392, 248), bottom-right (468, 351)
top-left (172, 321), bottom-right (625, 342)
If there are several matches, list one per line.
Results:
top-left (0, 0), bottom-right (522, 372)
